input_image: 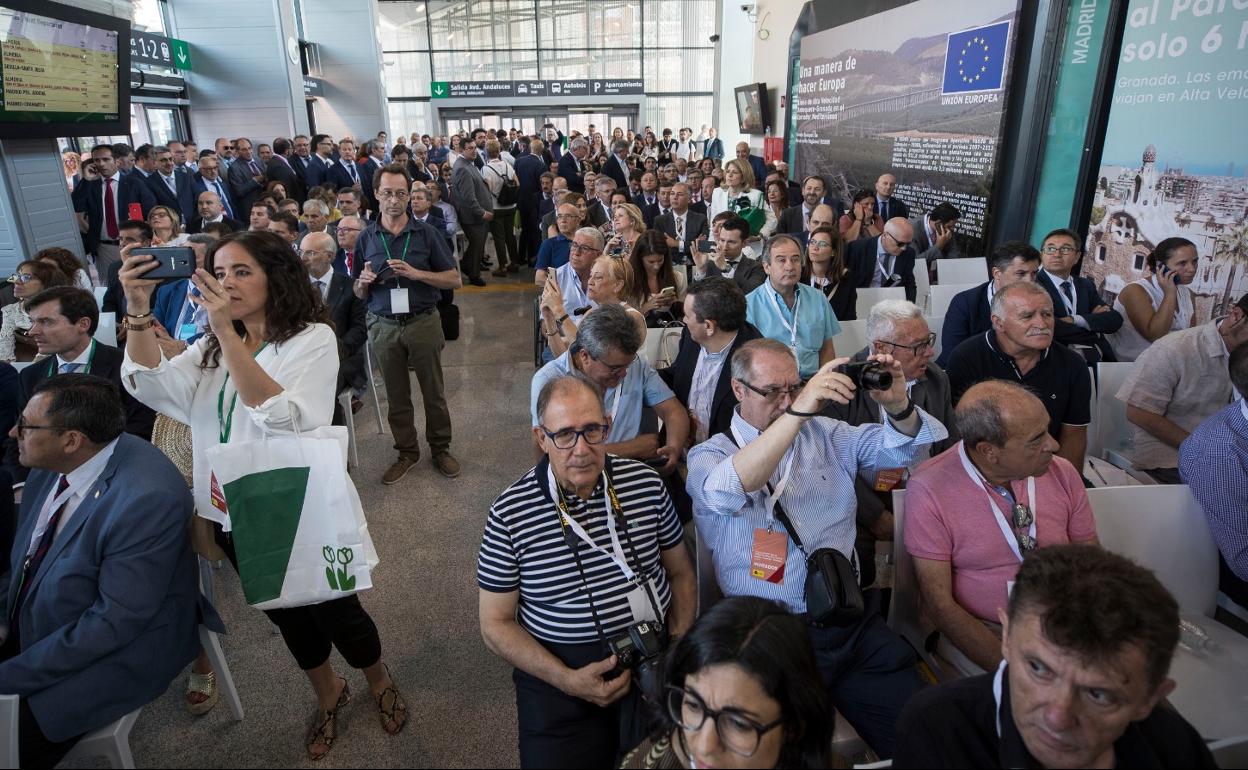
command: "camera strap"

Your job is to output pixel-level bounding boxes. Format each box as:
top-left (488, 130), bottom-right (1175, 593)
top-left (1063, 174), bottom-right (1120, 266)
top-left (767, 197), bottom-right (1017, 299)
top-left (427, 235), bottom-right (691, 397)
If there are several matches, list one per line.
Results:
top-left (729, 424), bottom-right (795, 534)
top-left (763, 286), bottom-right (801, 349)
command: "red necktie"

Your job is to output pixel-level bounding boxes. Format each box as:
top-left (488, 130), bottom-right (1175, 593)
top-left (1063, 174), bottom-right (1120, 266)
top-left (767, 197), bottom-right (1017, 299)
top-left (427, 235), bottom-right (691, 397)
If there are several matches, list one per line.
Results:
top-left (12, 475), bottom-right (70, 627)
top-left (345, 251), bottom-right (354, 275)
top-left (104, 178), bottom-right (119, 238)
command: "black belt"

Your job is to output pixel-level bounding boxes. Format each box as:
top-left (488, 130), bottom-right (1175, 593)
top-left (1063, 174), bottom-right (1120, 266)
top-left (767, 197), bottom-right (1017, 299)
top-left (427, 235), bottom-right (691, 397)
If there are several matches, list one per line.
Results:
top-left (371, 308), bottom-right (433, 324)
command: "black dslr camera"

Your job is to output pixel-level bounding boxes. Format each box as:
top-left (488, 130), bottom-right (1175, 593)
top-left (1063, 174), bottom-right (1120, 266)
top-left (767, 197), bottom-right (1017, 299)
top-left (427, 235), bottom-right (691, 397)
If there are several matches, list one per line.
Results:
top-left (606, 621), bottom-right (665, 680)
top-left (836, 360), bottom-right (893, 391)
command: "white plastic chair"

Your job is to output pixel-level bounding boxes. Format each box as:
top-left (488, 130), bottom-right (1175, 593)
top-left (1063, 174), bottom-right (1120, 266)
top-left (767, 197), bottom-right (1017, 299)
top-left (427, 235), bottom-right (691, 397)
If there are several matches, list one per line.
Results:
top-left (0, 693), bottom-right (17, 769)
top-left (1089, 362), bottom-right (1136, 468)
top-left (887, 491), bottom-right (943, 676)
top-left (59, 708), bottom-right (141, 769)
top-left (693, 523), bottom-right (722, 618)
top-left (855, 287), bottom-right (905, 320)
top-left (926, 314), bottom-right (945, 360)
top-left (93, 286), bottom-right (108, 308)
top-left (912, 256), bottom-right (930, 313)
top-left (363, 341), bottom-right (387, 436)
top-left (936, 257), bottom-right (988, 285)
top-left (834, 320), bottom-right (870, 358)
top-left (1085, 485), bottom-right (1219, 617)
top-left (94, 312), bottom-right (117, 347)
top-left (338, 389), bottom-right (360, 470)
top-left (926, 283), bottom-right (978, 319)
top-left (198, 624), bottom-right (245, 722)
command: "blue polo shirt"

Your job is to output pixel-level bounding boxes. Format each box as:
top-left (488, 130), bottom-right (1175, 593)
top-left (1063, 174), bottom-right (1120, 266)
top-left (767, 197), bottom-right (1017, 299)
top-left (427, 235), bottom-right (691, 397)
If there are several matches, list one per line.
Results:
top-left (535, 233), bottom-right (572, 272)
top-left (359, 216), bottom-right (455, 316)
top-left (530, 350), bottom-right (675, 443)
top-left (745, 281), bottom-right (842, 379)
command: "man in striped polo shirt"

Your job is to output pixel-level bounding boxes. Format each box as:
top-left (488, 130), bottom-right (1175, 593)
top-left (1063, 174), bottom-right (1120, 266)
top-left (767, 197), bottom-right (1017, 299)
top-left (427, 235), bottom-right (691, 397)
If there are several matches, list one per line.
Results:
top-left (478, 375), bottom-right (696, 769)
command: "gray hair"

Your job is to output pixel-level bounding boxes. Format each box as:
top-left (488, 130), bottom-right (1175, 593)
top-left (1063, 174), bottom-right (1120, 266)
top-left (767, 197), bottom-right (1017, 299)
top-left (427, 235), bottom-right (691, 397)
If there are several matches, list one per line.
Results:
top-left (572, 303), bottom-right (642, 359)
top-left (730, 338), bottom-right (796, 383)
top-left (955, 380), bottom-right (1040, 449)
top-left (612, 139), bottom-right (630, 154)
top-left (866, 300), bottom-right (924, 344)
top-left (760, 233), bottom-right (805, 266)
top-left (574, 226), bottom-right (606, 250)
top-left (302, 198), bottom-right (329, 216)
top-left (570, 137), bottom-right (589, 151)
top-left (338, 215), bottom-right (363, 230)
top-left (595, 177), bottom-right (617, 192)
top-left (153, 145), bottom-right (171, 155)
top-left (186, 233), bottom-right (217, 247)
top-left (536, 374), bottom-right (604, 424)
top-left (990, 280), bottom-right (1051, 319)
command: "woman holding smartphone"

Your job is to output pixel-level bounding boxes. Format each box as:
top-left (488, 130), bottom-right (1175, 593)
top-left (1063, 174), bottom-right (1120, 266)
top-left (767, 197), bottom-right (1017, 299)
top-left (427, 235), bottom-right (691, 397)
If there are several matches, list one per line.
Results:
top-left (1109, 236), bottom-right (1199, 361)
top-left (626, 231), bottom-right (686, 325)
top-left (839, 189), bottom-right (883, 242)
top-left (119, 230), bottom-right (407, 760)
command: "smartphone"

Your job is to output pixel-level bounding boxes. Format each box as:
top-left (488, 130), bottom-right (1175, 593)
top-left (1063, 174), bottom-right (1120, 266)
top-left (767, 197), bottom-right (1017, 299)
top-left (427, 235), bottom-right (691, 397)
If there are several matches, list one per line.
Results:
top-left (657, 286), bottom-right (677, 298)
top-left (134, 247), bottom-right (195, 281)
top-left (373, 262), bottom-right (396, 281)
top-left (642, 456), bottom-right (668, 469)
top-left (127, 203), bottom-right (144, 221)
top-left (696, 239), bottom-right (714, 254)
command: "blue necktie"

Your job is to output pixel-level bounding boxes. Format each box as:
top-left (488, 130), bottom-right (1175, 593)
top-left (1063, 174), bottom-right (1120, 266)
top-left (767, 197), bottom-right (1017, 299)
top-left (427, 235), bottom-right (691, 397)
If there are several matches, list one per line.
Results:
top-left (59, 362), bottom-right (82, 374)
top-left (214, 181), bottom-right (233, 218)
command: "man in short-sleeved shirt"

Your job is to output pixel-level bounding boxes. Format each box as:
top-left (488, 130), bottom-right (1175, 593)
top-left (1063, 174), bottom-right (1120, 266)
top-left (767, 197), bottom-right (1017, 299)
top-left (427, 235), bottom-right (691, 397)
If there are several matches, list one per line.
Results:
top-left (745, 234), bottom-right (840, 380)
top-left (906, 381), bottom-right (1098, 672)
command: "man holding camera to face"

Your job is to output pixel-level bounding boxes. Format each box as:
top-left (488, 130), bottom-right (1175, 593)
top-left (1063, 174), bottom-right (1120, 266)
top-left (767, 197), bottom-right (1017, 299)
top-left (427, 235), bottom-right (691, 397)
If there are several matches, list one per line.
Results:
top-left (686, 338), bottom-right (948, 759)
top-left (478, 374), bottom-right (696, 769)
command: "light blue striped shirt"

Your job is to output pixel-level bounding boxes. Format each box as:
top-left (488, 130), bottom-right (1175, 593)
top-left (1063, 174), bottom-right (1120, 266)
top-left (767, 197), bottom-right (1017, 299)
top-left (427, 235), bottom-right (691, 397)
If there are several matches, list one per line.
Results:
top-left (686, 407), bottom-right (948, 613)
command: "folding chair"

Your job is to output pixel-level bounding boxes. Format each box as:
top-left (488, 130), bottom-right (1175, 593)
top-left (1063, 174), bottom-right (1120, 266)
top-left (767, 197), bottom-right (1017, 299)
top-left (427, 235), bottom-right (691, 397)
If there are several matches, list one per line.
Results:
top-left (926, 283), bottom-right (978, 319)
top-left (855, 287), bottom-right (906, 320)
top-left (935, 257), bottom-right (988, 285)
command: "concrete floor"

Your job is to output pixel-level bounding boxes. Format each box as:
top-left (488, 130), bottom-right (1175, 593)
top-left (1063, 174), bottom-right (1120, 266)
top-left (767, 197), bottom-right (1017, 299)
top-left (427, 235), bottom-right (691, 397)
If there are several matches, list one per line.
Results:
top-left (97, 280), bottom-right (541, 768)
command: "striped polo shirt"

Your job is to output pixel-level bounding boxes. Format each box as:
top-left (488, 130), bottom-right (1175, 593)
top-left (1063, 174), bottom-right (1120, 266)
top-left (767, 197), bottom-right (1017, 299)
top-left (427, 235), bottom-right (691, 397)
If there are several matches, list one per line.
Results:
top-left (477, 455), bottom-right (685, 645)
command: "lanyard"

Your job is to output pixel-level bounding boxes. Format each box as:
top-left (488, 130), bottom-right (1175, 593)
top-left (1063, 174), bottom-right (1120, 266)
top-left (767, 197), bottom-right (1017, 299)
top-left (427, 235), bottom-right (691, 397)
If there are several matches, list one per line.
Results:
top-left (25, 477), bottom-right (78, 559)
top-left (216, 342), bottom-right (270, 444)
top-left (49, 340), bottom-right (96, 377)
top-left (958, 442), bottom-right (1036, 563)
top-left (764, 287), bottom-right (801, 348)
top-left (992, 660), bottom-right (1007, 739)
top-left (380, 229), bottom-right (412, 267)
top-left (730, 423), bottom-right (795, 532)
top-left (875, 253), bottom-right (894, 283)
top-left (605, 371), bottom-right (625, 423)
top-left (548, 466), bottom-right (635, 582)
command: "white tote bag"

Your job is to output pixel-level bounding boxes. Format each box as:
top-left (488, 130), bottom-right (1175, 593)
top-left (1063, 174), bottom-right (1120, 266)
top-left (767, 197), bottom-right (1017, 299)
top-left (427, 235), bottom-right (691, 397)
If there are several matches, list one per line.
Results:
top-left (204, 423), bottom-right (379, 610)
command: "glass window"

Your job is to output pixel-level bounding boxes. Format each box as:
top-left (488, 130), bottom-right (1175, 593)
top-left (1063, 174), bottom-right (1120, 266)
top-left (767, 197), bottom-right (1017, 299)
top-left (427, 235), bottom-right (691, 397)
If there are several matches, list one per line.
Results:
top-left (644, 95), bottom-right (712, 136)
top-left (643, 0), bottom-right (716, 48)
top-left (542, 48), bottom-right (641, 80)
top-left (431, 50), bottom-right (537, 81)
top-left (132, 0), bottom-right (167, 34)
top-left (383, 52), bottom-right (432, 98)
top-left (645, 48), bottom-right (713, 93)
top-left (428, 0), bottom-right (536, 49)
top-left (389, 101), bottom-right (434, 137)
top-left (538, 0), bottom-right (640, 49)
top-left (147, 108), bottom-right (178, 147)
top-left (379, 1), bottom-right (429, 51)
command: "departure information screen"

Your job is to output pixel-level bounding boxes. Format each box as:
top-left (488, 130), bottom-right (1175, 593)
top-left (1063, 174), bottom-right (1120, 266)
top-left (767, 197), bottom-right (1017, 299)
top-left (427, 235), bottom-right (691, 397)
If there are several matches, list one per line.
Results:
top-left (0, 5), bottom-right (119, 124)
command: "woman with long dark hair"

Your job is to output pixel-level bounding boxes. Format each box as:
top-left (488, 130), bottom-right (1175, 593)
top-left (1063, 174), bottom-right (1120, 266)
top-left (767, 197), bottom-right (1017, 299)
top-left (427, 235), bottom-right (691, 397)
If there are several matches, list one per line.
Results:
top-left (803, 225), bottom-right (856, 322)
top-left (622, 596), bottom-right (833, 769)
top-left (1109, 236), bottom-right (1199, 361)
top-left (840, 189), bottom-right (882, 242)
top-left (119, 230), bottom-right (407, 760)
top-left (625, 230), bottom-right (686, 325)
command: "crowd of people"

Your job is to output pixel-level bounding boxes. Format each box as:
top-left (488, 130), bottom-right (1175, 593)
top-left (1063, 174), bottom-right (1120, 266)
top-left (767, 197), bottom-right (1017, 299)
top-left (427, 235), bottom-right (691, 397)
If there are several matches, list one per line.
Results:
top-left (1, 120), bottom-right (1241, 769)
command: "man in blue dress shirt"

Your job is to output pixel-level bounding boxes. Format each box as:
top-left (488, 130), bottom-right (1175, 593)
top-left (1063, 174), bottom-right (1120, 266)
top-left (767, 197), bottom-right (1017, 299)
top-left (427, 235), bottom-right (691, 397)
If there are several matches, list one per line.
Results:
top-left (745, 234), bottom-right (841, 380)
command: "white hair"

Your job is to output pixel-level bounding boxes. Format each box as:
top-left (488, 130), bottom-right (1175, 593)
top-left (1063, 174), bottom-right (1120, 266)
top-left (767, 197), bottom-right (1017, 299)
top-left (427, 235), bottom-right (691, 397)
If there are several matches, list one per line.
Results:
top-left (866, 300), bottom-right (924, 343)
top-left (570, 137), bottom-right (588, 150)
top-left (302, 198), bottom-right (329, 216)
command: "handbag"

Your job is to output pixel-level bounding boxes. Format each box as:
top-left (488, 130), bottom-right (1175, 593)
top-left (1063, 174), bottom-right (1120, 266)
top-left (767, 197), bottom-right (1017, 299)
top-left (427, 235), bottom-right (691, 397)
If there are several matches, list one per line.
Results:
top-left (728, 193), bottom-right (766, 236)
top-left (438, 295), bottom-right (460, 341)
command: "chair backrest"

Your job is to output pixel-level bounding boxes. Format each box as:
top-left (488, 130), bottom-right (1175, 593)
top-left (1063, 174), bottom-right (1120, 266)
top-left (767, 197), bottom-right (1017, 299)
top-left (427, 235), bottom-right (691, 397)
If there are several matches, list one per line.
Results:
top-left (927, 282), bottom-right (978, 319)
top-left (887, 490), bottom-right (929, 654)
top-left (94, 311), bottom-right (117, 348)
top-left (834, 319), bottom-right (870, 358)
top-left (1209, 735), bottom-right (1248, 768)
top-left (855, 287), bottom-right (906, 320)
top-left (912, 256), bottom-right (930, 313)
top-left (1085, 485), bottom-right (1219, 617)
top-left (0, 693), bottom-right (17, 769)
top-left (1090, 362), bottom-right (1135, 462)
top-left (92, 286), bottom-right (107, 308)
top-left (936, 257), bottom-right (988, 285)
top-left (926, 314), bottom-right (945, 360)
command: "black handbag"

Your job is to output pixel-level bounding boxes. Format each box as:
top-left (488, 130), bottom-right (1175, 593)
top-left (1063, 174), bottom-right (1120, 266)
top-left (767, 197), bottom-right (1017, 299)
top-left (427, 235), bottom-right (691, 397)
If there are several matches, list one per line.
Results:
top-left (437, 296), bottom-right (460, 341)
top-left (770, 498), bottom-right (865, 628)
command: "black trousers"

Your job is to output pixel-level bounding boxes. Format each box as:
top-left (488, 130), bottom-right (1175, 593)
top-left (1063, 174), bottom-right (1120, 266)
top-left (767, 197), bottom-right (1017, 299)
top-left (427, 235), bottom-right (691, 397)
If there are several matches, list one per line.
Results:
top-left (0, 636), bottom-right (83, 769)
top-left (513, 639), bottom-right (648, 769)
top-left (518, 202), bottom-right (541, 265)
top-left (489, 209), bottom-right (520, 269)
top-left (215, 526), bottom-right (382, 671)
top-left (462, 222), bottom-right (489, 280)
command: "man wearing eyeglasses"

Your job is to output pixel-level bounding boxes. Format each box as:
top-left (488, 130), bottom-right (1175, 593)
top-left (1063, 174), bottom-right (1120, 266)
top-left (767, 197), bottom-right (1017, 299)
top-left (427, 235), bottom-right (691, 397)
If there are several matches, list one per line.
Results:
top-left (534, 203), bottom-right (583, 286)
top-left (845, 217), bottom-right (918, 302)
top-left (904, 380), bottom-right (1098, 675)
top-left (687, 338), bottom-right (947, 758)
top-left (480, 374), bottom-right (695, 768)
top-left (1036, 228), bottom-right (1123, 362)
top-left (823, 300), bottom-right (958, 586)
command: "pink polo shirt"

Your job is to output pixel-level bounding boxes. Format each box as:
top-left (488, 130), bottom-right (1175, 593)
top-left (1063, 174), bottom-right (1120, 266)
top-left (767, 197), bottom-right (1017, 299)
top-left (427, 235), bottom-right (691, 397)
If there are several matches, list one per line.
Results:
top-left (904, 443), bottom-right (1097, 621)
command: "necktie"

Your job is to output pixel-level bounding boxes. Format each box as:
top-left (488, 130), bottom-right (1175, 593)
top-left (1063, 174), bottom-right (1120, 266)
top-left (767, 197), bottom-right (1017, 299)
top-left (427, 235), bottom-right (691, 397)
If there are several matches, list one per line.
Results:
top-left (1061, 281), bottom-right (1074, 307)
top-left (345, 251), bottom-right (354, 275)
top-left (249, 159), bottom-right (260, 175)
top-left (315, 279), bottom-right (326, 300)
top-left (803, 208), bottom-right (811, 232)
top-left (214, 181), bottom-right (233, 218)
top-left (104, 178), bottom-right (119, 239)
top-left (59, 362), bottom-right (82, 374)
top-left (675, 215), bottom-right (684, 243)
top-left (165, 175), bottom-right (177, 194)
top-left (12, 475), bottom-right (71, 625)
top-left (879, 199), bottom-right (889, 220)
top-left (348, 161), bottom-right (359, 184)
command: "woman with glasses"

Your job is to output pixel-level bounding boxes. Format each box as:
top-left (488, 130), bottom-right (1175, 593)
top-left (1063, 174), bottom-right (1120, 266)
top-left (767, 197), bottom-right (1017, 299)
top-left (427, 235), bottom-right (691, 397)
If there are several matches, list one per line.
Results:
top-left (35, 247), bottom-right (93, 291)
top-left (840, 189), bottom-right (883, 243)
top-left (1, 261), bottom-right (69, 362)
top-left (622, 596), bottom-right (833, 769)
top-left (626, 231), bottom-right (686, 326)
top-left (605, 203), bottom-right (647, 258)
top-left (544, 255), bottom-right (647, 357)
top-left (803, 226), bottom-right (856, 322)
top-left (148, 205), bottom-right (189, 245)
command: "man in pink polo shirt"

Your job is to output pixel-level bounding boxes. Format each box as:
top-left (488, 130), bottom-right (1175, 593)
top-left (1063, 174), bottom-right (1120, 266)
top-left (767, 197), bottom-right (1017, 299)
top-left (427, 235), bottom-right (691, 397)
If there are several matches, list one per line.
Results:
top-left (905, 379), bottom-right (1098, 672)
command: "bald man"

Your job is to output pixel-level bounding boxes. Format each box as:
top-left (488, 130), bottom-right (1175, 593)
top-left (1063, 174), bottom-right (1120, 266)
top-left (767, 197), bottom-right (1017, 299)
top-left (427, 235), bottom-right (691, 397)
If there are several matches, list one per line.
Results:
top-left (187, 190), bottom-right (243, 234)
top-left (875, 173), bottom-right (909, 221)
top-left (904, 379), bottom-right (1098, 673)
top-left (846, 216), bottom-right (918, 302)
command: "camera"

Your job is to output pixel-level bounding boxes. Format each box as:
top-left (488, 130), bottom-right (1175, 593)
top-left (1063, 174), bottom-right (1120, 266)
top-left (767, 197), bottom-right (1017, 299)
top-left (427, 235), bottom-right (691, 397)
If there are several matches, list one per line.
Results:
top-left (606, 621), bottom-right (665, 679)
top-left (836, 361), bottom-right (893, 391)
top-left (740, 4), bottom-right (756, 12)
top-left (709, 34), bottom-right (720, 43)
top-left (734, 195), bottom-right (752, 209)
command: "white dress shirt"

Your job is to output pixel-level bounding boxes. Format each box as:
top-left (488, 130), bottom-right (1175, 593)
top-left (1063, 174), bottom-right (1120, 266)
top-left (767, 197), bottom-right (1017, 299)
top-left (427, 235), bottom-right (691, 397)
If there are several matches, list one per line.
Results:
top-left (689, 335), bottom-right (736, 443)
top-left (26, 437), bottom-right (120, 551)
top-left (310, 267), bottom-right (333, 302)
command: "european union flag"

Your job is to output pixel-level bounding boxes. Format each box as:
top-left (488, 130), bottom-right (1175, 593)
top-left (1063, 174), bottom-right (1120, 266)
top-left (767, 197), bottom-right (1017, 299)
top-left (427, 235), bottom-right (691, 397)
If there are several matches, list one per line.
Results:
top-left (942, 21), bottom-right (1011, 95)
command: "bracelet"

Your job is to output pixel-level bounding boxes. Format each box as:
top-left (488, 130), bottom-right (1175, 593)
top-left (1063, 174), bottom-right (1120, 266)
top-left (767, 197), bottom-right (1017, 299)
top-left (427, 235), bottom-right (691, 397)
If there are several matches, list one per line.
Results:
top-left (126, 310), bottom-right (152, 320)
top-left (124, 318), bottom-right (154, 332)
top-left (785, 406), bottom-right (821, 418)
top-left (887, 399), bottom-right (916, 421)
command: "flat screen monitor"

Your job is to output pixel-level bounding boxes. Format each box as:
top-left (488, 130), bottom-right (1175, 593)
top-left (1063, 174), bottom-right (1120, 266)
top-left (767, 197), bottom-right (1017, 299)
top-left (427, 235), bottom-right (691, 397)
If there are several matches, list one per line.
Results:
top-left (734, 83), bottom-right (770, 135)
top-left (0, 0), bottom-right (129, 139)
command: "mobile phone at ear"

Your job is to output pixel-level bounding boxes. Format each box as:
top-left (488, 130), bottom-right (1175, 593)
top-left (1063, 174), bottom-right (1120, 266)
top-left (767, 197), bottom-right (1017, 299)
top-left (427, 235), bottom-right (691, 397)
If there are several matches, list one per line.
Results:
top-left (133, 247), bottom-right (195, 281)
top-left (128, 203), bottom-right (144, 221)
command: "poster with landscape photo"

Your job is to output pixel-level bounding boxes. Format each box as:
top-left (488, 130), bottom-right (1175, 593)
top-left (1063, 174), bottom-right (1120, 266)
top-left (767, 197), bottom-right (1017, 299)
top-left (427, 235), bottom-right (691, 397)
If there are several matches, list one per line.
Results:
top-left (792, 0), bottom-right (1022, 257)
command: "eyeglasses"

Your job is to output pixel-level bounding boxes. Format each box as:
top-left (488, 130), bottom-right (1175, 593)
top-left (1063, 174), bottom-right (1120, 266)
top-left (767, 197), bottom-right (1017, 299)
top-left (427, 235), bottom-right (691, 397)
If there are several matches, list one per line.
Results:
top-left (1042, 245), bottom-right (1079, 255)
top-left (878, 333), bottom-right (937, 356)
top-left (666, 686), bottom-right (783, 758)
top-left (556, 214), bottom-right (580, 221)
top-left (886, 232), bottom-right (911, 249)
top-left (377, 190), bottom-right (409, 201)
top-left (738, 379), bottom-right (803, 403)
top-left (808, 239), bottom-right (833, 250)
top-left (336, 225), bottom-right (361, 233)
top-left (15, 417), bottom-right (63, 438)
top-left (8, 273), bottom-right (35, 284)
top-left (539, 423), bottom-right (609, 449)
top-left (570, 243), bottom-right (601, 254)
top-left (591, 353), bottom-right (634, 376)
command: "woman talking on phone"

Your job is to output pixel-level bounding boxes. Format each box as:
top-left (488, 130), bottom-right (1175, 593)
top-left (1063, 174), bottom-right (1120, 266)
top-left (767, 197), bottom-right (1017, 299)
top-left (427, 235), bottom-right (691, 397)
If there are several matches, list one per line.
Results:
top-left (839, 189), bottom-right (883, 243)
top-left (119, 230), bottom-right (407, 760)
top-left (1108, 237), bottom-right (1198, 361)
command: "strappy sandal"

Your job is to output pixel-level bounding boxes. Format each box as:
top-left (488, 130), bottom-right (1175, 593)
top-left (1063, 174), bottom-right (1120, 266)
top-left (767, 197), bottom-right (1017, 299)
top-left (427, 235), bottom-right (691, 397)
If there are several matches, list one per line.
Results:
top-left (306, 678), bottom-right (351, 761)
top-left (185, 670), bottom-right (219, 716)
top-left (375, 665), bottom-right (408, 735)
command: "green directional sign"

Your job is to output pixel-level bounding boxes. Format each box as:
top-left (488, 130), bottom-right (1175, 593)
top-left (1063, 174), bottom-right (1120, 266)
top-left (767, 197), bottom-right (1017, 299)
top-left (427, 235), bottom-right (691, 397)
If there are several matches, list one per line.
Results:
top-left (431, 81), bottom-right (448, 98)
top-left (170, 38), bottom-right (192, 71)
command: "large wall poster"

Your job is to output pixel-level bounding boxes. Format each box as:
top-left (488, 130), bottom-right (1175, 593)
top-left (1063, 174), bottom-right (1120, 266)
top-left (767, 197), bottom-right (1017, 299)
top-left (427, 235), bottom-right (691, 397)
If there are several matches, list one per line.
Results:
top-left (1083, 0), bottom-right (1248, 323)
top-left (792, 0), bottom-right (1022, 257)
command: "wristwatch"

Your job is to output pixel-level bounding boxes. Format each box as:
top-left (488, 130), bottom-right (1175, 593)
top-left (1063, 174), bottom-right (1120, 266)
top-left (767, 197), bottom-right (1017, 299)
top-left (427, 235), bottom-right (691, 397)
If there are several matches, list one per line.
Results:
top-left (887, 399), bottom-right (916, 421)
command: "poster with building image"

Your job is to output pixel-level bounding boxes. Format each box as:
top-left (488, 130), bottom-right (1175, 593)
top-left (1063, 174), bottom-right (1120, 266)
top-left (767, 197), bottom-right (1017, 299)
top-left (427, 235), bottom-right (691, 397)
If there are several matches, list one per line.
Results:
top-left (1083, 0), bottom-right (1248, 323)
top-left (791, 0), bottom-right (1022, 257)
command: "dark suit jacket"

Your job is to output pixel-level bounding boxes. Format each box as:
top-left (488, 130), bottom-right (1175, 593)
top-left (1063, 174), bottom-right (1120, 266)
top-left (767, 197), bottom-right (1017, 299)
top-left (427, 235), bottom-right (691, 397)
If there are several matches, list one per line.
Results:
top-left (18, 343), bottom-right (155, 442)
top-left (144, 170), bottom-right (196, 224)
top-left (327, 159), bottom-right (361, 192)
top-left (186, 216), bottom-right (244, 235)
top-left (305, 155), bottom-right (335, 189)
top-left (290, 154), bottom-right (315, 193)
top-left (659, 323), bottom-right (763, 439)
top-left (909, 215), bottom-right (964, 266)
top-left (0, 433), bottom-right (205, 742)
top-left (601, 154), bottom-right (631, 192)
top-left (515, 153), bottom-right (546, 202)
top-left (936, 281), bottom-right (992, 368)
top-left (747, 155), bottom-right (768, 190)
top-left (71, 174), bottom-right (156, 253)
top-left (777, 204), bottom-right (808, 235)
top-left (704, 138), bottom-right (724, 160)
top-left (324, 273), bottom-right (367, 389)
top-left (537, 193), bottom-right (556, 220)
top-left (876, 196), bottom-right (910, 222)
top-left (689, 200), bottom-right (708, 217)
top-left (1037, 270), bottom-right (1123, 357)
top-left (0, 363), bottom-right (18, 486)
top-left (226, 156), bottom-right (265, 218)
top-left (557, 153), bottom-right (586, 194)
top-left (700, 256), bottom-right (766, 295)
top-left (845, 236), bottom-right (917, 303)
top-left (189, 173), bottom-right (239, 220)
top-left (632, 194), bottom-right (660, 228)
top-left (654, 210), bottom-right (708, 261)
top-left (265, 156), bottom-right (304, 204)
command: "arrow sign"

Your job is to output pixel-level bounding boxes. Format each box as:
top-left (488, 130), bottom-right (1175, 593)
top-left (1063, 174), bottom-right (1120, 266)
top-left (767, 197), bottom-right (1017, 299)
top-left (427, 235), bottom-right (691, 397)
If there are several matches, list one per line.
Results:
top-left (169, 38), bottom-right (192, 71)
top-left (431, 81), bottom-right (448, 98)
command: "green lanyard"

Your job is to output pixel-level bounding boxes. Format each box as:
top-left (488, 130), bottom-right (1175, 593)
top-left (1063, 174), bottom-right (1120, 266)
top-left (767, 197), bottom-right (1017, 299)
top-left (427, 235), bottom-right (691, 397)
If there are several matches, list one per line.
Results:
top-left (380, 229), bottom-right (412, 271)
top-left (48, 339), bottom-right (96, 378)
top-left (217, 342), bottom-right (270, 444)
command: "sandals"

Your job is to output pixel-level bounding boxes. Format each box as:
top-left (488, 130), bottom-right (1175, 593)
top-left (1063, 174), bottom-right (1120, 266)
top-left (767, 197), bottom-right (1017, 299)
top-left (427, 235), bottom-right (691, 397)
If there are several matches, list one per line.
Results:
top-left (375, 664), bottom-right (409, 735)
top-left (185, 670), bottom-right (219, 716)
top-left (306, 678), bottom-right (352, 761)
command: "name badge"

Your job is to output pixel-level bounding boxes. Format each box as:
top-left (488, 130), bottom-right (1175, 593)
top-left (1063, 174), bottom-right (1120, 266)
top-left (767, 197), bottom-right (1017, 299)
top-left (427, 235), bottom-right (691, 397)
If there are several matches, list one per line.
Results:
top-left (874, 468), bottom-right (906, 493)
top-left (627, 578), bottom-right (660, 623)
top-left (177, 323), bottom-right (198, 342)
top-left (390, 288), bottom-right (411, 314)
top-left (750, 528), bottom-right (789, 584)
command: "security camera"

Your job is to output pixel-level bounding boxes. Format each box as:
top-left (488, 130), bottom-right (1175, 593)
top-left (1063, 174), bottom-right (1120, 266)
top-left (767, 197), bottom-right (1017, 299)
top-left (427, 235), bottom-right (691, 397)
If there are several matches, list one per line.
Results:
top-left (740, 3), bottom-right (756, 13)
top-left (709, 34), bottom-right (720, 43)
